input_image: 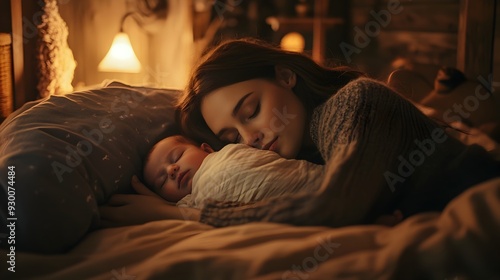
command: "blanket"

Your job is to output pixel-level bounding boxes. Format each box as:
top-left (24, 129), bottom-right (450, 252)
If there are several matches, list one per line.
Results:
top-left (2, 177), bottom-right (499, 279)
top-left (178, 144), bottom-right (323, 208)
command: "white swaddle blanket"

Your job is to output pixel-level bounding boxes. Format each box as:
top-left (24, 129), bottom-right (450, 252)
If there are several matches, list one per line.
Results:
top-left (177, 144), bottom-right (324, 208)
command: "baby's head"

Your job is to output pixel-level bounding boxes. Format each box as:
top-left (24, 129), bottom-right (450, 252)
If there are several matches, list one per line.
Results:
top-left (143, 135), bottom-right (214, 202)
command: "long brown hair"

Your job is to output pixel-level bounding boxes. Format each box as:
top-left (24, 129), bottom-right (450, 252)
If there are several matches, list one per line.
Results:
top-left (177, 38), bottom-right (363, 150)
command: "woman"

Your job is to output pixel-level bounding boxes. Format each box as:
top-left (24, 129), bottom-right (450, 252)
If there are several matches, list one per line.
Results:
top-left (100, 38), bottom-right (499, 228)
top-left (178, 38), bottom-right (363, 164)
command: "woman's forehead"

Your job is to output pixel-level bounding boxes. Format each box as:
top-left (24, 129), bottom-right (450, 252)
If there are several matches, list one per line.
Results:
top-left (202, 80), bottom-right (256, 109)
top-left (210, 80), bottom-right (261, 96)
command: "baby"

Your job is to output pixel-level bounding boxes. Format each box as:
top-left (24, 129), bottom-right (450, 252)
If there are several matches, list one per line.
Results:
top-left (142, 135), bottom-right (324, 208)
top-left (143, 135), bottom-right (403, 226)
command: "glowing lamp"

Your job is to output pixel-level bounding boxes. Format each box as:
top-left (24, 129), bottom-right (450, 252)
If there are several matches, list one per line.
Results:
top-left (98, 32), bottom-right (141, 73)
top-left (280, 32), bottom-right (305, 53)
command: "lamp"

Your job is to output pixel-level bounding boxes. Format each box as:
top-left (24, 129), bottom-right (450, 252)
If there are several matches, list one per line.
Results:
top-left (280, 32), bottom-right (305, 53)
top-left (98, 12), bottom-right (142, 73)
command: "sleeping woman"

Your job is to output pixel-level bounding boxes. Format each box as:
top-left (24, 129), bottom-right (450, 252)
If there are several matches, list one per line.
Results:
top-left (100, 38), bottom-right (500, 228)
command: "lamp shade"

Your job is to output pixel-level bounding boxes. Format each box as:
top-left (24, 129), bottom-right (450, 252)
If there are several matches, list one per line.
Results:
top-left (98, 32), bottom-right (141, 73)
top-left (280, 32), bottom-right (305, 53)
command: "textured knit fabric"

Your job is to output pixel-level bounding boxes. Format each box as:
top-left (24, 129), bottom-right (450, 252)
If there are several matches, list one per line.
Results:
top-left (199, 78), bottom-right (500, 227)
top-left (177, 144), bottom-right (323, 208)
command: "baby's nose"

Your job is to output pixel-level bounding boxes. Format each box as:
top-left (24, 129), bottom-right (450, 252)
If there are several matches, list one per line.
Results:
top-left (167, 164), bottom-right (179, 179)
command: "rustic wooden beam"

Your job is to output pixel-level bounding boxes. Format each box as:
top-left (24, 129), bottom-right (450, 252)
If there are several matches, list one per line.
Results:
top-left (312, 0), bottom-right (328, 63)
top-left (10, 0), bottom-right (26, 109)
top-left (457, 0), bottom-right (496, 80)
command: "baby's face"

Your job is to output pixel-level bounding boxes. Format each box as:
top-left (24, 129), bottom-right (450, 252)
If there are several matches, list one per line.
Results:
top-left (144, 137), bottom-right (211, 202)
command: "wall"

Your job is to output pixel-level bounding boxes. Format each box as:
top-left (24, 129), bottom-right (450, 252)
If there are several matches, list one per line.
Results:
top-left (348, 0), bottom-right (499, 82)
top-left (348, 0), bottom-right (460, 78)
top-left (494, 1), bottom-right (500, 83)
top-left (9, 0), bottom-right (42, 107)
top-left (58, 0), bottom-right (193, 90)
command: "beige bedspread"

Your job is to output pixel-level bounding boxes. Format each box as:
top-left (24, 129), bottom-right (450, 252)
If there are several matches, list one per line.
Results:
top-left (2, 177), bottom-right (499, 280)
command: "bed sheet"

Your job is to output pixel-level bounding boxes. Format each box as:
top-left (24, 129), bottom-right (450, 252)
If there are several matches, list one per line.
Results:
top-left (2, 177), bottom-right (499, 280)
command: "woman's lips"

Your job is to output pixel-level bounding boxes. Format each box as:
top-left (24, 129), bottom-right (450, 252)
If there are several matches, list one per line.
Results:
top-left (177, 170), bottom-right (188, 189)
top-left (263, 137), bottom-right (278, 152)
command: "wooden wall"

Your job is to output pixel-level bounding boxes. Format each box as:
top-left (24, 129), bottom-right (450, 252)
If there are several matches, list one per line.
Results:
top-left (494, 2), bottom-right (500, 83)
top-left (0, 0), bottom-right (42, 109)
top-left (349, 0), bottom-right (461, 78)
top-left (349, 0), bottom-right (498, 82)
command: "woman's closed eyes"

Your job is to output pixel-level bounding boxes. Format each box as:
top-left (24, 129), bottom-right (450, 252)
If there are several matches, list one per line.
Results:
top-left (246, 102), bottom-right (260, 121)
top-left (229, 101), bottom-right (261, 143)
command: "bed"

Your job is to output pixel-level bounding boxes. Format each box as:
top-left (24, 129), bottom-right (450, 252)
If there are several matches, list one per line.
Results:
top-left (1, 75), bottom-right (500, 279)
top-left (7, 181), bottom-right (500, 280)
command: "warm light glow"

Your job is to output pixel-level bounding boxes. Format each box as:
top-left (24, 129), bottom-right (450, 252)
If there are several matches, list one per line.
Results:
top-left (280, 32), bottom-right (305, 53)
top-left (98, 32), bottom-right (141, 73)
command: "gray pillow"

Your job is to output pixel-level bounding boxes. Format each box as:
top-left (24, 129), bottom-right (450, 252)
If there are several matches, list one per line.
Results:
top-left (0, 82), bottom-right (180, 253)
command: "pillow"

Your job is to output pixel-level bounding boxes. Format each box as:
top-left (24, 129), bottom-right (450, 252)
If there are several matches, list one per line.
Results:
top-left (0, 81), bottom-right (180, 253)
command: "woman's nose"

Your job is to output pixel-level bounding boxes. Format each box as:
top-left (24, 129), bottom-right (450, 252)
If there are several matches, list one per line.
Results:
top-left (243, 130), bottom-right (264, 148)
top-left (167, 164), bottom-right (179, 179)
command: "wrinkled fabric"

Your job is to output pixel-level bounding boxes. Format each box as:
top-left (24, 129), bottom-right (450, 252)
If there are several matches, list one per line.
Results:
top-left (177, 144), bottom-right (323, 208)
top-left (6, 178), bottom-right (500, 279)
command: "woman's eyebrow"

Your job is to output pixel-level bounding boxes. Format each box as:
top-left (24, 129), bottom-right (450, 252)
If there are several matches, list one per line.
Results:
top-left (232, 92), bottom-right (253, 117)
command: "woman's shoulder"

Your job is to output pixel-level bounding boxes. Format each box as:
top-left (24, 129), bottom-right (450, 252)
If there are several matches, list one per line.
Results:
top-left (337, 77), bottom-right (392, 98)
top-left (309, 77), bottom-right (399, 152)
top-left (315, 77), bottom-right (399, 114)
top-left (316, 78), bottom-right (379, 108)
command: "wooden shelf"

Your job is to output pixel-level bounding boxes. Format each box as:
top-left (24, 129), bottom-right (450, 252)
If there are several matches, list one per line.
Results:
top-left (265, 0), bottom-right (344, 64)
top-left (266, 16), bottom-right (344, 32)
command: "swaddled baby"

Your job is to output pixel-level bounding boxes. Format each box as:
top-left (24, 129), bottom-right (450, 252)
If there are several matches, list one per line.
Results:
top-left (143, 135), bottom-right (324, 208)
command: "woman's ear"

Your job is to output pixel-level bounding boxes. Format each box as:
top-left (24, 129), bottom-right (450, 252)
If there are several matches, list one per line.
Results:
top-left (275, 65), bottom-right (296, 89)
top-left (201, 143), bottom-right (214, 153)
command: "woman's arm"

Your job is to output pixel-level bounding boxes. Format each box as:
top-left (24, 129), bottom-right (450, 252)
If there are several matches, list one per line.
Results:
top-left (99, 176), bottom-right (200, 227)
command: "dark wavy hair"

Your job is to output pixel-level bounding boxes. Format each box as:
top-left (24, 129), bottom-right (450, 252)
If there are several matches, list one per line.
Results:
top-left (177, 38), bottom-right (364, 150)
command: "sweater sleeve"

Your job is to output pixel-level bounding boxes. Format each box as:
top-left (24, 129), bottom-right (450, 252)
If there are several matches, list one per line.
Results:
top-left (199, 78), bottom-right (441, 227)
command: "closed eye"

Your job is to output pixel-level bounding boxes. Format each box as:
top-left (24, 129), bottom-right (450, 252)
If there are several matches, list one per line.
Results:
top-left (174, 151), bottom-right (184, 163)
top-left (232, 102), bottom-right (259, 143)
top-left (247, 102), bottom-right (260, 120)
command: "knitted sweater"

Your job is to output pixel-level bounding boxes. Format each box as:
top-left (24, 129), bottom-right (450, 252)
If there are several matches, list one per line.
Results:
top-left (199, 78), bottom-right (500, 227)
